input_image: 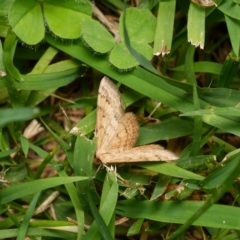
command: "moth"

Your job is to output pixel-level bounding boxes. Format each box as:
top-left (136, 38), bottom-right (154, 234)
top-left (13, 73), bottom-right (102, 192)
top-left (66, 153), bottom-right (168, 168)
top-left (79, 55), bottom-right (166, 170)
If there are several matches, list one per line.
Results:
top-left (95, 76), bottom-right (178, 164)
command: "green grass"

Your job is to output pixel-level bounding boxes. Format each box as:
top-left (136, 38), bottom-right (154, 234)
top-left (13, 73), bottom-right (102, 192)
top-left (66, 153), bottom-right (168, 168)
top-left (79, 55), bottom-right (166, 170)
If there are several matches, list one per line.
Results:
top-left (1, 0), bottom-right (240, 239)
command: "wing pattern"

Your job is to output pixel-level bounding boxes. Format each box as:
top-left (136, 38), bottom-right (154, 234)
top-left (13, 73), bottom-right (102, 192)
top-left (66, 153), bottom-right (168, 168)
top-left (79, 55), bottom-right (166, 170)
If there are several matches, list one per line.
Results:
top-left (96, 76), bottom-right (178, 164)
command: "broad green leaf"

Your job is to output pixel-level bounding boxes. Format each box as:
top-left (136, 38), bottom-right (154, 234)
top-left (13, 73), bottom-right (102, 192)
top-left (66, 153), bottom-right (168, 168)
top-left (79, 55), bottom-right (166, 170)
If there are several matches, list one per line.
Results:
top-left (119, 8), bottom-right (156, 43)
top-left (198, 87), bottom-right (240, 107)
top-left (73, 136), bottom-right (99, 209)
top-left (121, 9), bottom-right (159, 74)
top-left (218, 0), bottom-right (240, 20)
top-left (110, 43), bottom-right (138, 69)
top-left (27, 59), bottom-right (81, 106)
top-left (0, 176), bottom-right (87, 205)
top-left (109, 41), bottom-right (153, 69)
top-left (225, 15), bottom-right (240, 56)
top-left (9, 0), bottom-right (44, 45)
top-left (44, 0), bottom-right (92, 39)
top-left (116, 199), bottom-right (240, 230)
top-left (137, 162), bottom-right (204, 180)
top-left (137, 117), bottom-right (193, 145)
top-left (0, 107), bottom-right (39, 127)
top-left (187, 3), bottom-right (205, 49)
top-left (0, 68), bottom-right (84, 91)
top-left (100, 171), bottom-right (117, 237)
top-left (73, 136), bottom-right (96, 177)
top-left (153, 0), bottom-right (176, 55)
top-left (202, 114), bottom-right (240, 136)
top-left (80, 17), bottom-right (115, 53)
top-left (171, 61), bottom-right (222, 74)
top-left (181, 106), bottom-right (240, 117)
top-left (0, 228), bottom-right (77, 239)
top-left (8, 0), bottom-right (92, 44)
top-left (110, 8), bottom-right (156, 69)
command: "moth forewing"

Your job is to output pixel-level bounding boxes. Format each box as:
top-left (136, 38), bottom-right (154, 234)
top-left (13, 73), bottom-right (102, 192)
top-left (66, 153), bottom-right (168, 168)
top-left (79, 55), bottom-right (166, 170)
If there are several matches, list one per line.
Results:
top-left (99, 145), bottom-right (178, 164)
top-left (96, 76), bottom-right (124, 155)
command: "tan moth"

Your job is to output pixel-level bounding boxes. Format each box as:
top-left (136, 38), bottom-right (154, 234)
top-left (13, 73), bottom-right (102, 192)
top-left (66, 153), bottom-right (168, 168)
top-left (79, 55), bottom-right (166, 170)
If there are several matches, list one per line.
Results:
top-left (95, 76), bottom-right (178, 164)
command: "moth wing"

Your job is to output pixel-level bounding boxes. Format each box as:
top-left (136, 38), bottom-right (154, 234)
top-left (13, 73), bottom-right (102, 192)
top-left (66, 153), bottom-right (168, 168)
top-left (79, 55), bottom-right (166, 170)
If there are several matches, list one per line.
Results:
top-left (95, 76), bottom-right (178, 165)
top-left (104, 112), bottom-right (139, 153)
top-left (96, 76), bottom-right (124, 154)
top-left (99, 144), bottom-right (178, 164)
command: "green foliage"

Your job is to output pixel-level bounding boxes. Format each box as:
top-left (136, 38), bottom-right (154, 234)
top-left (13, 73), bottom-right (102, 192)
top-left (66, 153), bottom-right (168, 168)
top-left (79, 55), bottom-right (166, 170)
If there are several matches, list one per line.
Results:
top-left (81, 8), bottom-right (156, 69)
top-left (1, 0), bottom-right (240, 239)
top-left (8, 0), bottom-right (92, 44)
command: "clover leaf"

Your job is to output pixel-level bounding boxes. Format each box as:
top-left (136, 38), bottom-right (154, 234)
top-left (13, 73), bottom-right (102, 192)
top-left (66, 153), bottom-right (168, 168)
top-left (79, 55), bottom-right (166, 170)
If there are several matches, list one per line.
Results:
top-left (80, 8), bottom-right (156, 70)
top-left (8, 0), bottom-right (92, 45)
